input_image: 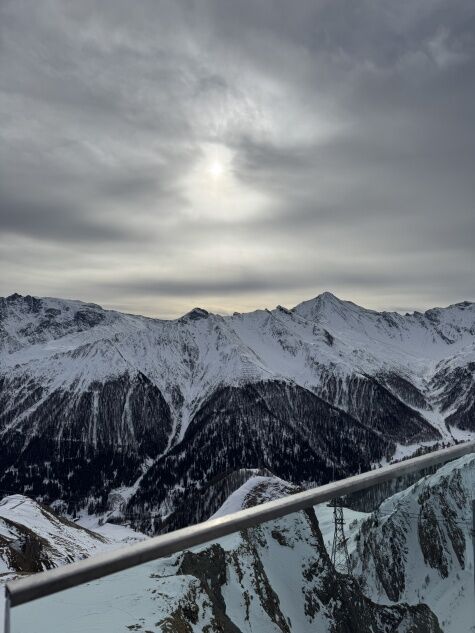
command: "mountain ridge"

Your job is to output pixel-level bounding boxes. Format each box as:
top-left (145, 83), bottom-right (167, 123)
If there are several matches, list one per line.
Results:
top-left (0, 291), bottom-right (474, 531)
top-left (2, 289), bottom-right (473, 323)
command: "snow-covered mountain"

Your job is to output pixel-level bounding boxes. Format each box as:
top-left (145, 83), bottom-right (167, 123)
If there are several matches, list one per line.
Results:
top-left (9, 476), bottom-right (443, 633)
top-left (352, 453), bottom-right (475, 633)
top-left (0, 494), bottom-right (148, 632)
top-left (4, 457), bottom-right (474, 632)
top-left (0, 494), bottom-right (146, 583)
top-left (0, 292), bottom-right (474, 531)
top-left (0, 495), bottom-right (107, 581)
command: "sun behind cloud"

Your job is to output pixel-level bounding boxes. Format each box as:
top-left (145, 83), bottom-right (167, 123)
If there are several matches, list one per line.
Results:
top-left (208, 160), bottom-right (225, 178)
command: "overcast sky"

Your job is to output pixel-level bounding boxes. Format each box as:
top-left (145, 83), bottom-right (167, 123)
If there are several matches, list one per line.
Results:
top-left (1, 0), bottom-right (474, 317)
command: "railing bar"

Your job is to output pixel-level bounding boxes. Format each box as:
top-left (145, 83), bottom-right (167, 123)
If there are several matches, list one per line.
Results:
top-left (3, 590), bottom-right (10, 633)
top-left (5, 440), bottom-right (475, 607)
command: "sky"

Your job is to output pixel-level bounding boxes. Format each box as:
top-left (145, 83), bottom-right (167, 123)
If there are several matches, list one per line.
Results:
top-left (1, 0), bottom-right (474, 318)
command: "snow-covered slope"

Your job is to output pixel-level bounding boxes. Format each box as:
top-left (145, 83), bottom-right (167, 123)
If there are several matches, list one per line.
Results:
top-left (0, 292), bottom-right (474, 531)
top-left (210, 473), bottom-right (298, 519)
top-left (0, 495), bottom-right (108, 579)
top-left (0, 495), bottom-right (147, 581)
top-left (353, 454), bottom-right (475, 633)
top-left (0, 494), bottom-right (148, 633)
top-left (2, 292), bottom-right (473, 437)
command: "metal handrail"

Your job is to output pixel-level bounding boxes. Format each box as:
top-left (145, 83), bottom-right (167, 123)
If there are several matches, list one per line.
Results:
top-left (5, 440), bottom-right (475, 609)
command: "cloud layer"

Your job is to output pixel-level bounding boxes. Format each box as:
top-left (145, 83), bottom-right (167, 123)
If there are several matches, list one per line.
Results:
top-left (1, 0), bottom-right (474, 316)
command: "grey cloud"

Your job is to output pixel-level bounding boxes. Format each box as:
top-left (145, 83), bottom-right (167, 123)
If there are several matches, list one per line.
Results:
top-left (0, 0), bottom-right (474, 315)
top-left (0, 195), bottom-right (133, 242)
top-left (104, 276), bottom-right (301, 298)
top-left (102, 257), bottom-right (473, 301)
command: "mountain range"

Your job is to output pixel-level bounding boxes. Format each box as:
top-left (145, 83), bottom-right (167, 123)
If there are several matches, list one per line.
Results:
top-left (0, 292), bottom-right (474, 532)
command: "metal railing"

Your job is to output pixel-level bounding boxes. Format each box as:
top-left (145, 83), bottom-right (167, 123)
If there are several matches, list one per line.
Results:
top-left (4, 440), bottom-right (475, 631)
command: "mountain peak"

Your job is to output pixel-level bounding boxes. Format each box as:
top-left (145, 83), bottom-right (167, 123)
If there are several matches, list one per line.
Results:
top-left (317, 291), bottom-right (341, 302)
top-left (314, 291), bottom-right (352, 309)
top-left (6, 292), bottom-right (23, 301)
top-left (292, 291), bottom-right (351, 319)
top-left (179, 307), bottom-right (210, 322)
top-left (298, 291), bottom-right (348, 310)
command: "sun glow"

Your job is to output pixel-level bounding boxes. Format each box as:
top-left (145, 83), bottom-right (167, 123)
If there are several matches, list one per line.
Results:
top-left (183, 143), bottom-right (270, 222)
top-left (208, 160), bottom-right (225, 178)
